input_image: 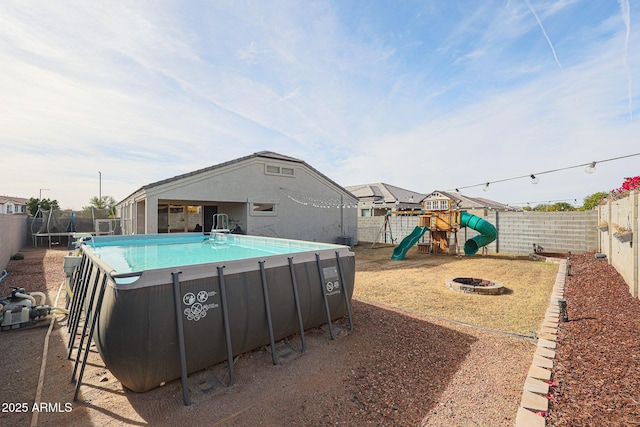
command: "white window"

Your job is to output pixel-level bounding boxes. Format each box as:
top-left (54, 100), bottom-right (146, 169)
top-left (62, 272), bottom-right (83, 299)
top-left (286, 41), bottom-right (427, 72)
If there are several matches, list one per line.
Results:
top-left (249, 200), bottom-right (278, 217)
top-left (425, 199), bottom-right (449, 211)
top-left (266, 165), bottom-right (280, 174)
top-left (252, 203), bottom-right (274, 212)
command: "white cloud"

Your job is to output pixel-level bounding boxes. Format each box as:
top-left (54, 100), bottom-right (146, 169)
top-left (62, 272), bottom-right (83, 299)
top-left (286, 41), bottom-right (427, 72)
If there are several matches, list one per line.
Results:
top-left (0, 1), bottom-right (638, 210)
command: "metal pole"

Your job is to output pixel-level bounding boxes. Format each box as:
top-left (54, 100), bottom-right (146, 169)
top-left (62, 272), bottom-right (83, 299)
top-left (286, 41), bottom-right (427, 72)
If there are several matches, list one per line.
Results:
top-left (171, 271), bottom-right (193, 406)
top-left (39, 188), bottom-right (50, 203)
top-left (217, 266), bottom-right (235, 386)
top-left (335, 251), bottom-right (353, 331)
top-left (259, 261), bottom-right (278, 365)
top-left (558, 298), bottom-right (568, 322)
top-left (98, 171), bottom-right (102, 207)
top-left (287, 257), bottom-right (306, 353)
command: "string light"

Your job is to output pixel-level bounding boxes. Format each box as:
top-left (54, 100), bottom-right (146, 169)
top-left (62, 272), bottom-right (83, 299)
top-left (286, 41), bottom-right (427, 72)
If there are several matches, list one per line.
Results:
top-left (530, 174), bottom-right (540, 184)
top-left (446, 152), bottom-right (640, 193)
top-left (280, 188), bottom-right (358, 209)
top-left (511, 198), bottom-right (580, 207)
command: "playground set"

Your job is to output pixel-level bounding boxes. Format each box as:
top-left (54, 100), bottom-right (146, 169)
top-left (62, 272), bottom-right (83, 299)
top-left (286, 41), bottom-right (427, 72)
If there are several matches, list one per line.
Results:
top-left (385, 192), bottom-right (497, 260)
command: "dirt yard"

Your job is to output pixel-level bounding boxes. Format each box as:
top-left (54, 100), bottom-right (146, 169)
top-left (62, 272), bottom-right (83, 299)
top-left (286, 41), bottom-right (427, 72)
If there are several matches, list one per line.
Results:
top-left (0, 245), bottom-right (559, 426)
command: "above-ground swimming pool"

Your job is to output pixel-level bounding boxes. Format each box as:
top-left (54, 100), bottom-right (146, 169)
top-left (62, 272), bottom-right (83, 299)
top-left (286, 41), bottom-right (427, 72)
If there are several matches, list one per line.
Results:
top-left (68, 233), bottom-right (355, 396)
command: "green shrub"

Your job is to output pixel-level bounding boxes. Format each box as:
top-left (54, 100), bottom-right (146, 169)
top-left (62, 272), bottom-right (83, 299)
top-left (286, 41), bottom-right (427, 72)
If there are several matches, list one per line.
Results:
top-left (11, 253), bottom-right (24, 260)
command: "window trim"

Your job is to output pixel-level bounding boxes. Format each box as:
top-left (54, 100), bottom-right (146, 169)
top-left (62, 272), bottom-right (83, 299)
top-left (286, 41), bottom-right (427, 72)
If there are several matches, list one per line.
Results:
top-left (264, 163), bottom-right (295, 177)
top-left (249, 199), bottom-right (278, 217)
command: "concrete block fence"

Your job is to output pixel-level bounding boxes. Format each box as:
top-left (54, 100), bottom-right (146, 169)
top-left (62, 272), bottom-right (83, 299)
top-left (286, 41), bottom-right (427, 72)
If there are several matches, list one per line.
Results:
top-left (357, 210), bottom-right (599, 256)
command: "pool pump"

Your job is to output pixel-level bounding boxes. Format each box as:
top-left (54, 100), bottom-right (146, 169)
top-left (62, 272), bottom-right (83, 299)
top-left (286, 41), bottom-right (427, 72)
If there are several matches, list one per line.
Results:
top-left (0, 271), bottom-right (68, 331)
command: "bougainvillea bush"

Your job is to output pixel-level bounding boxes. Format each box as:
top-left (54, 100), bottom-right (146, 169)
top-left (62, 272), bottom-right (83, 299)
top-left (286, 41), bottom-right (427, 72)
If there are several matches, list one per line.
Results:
top-left (610, 176), bottom-right (640, 200)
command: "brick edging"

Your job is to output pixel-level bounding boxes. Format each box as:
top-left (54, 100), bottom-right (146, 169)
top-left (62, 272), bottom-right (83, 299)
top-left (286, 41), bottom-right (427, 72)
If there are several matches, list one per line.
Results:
top-left (515, 258), bottom-right (567, 426)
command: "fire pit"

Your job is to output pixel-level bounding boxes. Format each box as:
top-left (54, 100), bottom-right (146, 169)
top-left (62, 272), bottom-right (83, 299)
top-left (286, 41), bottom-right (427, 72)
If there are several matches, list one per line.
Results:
top-left (446, 277), bottom-right (504, 295)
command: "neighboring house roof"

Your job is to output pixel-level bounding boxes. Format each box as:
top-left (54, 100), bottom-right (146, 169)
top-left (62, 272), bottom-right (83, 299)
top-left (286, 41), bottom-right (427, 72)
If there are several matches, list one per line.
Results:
top-left (0, 196), bottom-right (28, 205)
top-left (119, 151), bottom-right (356, 203)
top-left (425, 191), bottom-right (520, 211)
top-left (346, 185), bottom-right (518, 211)
top-left (473, 197), bottom-right (521, 211)
top-left (345, 183), bottom-right (426, 205)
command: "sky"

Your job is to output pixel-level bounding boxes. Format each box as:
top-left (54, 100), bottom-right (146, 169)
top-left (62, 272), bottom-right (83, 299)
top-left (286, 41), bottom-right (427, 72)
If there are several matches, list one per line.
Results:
top-left (1, 0), bottom-right (638, 210)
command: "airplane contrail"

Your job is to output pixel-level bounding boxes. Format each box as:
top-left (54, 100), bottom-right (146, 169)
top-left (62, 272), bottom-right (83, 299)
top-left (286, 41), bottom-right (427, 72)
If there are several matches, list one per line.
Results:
top-left (618, 0), bottom-right (633, 121)
top-left (524, 0), bottom-right (563, 72)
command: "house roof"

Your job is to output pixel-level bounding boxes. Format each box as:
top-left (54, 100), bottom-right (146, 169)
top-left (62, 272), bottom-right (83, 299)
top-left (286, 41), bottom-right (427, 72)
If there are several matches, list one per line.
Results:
top-left (0, 196), bottom-right (28, 205)
top-left (473, 197), bottom-right (520, 211)
top-left (119, 151), bottom-right (356, 203)
top-left (426, 190), bottom-right (520, 211)
top-left (345, 183), bottom-right (426, 205)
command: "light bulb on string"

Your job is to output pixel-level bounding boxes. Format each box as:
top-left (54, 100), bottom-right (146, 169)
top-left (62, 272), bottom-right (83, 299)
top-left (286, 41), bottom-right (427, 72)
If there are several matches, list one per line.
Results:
top-left (530, 174), bottom-right (540, 184)
top-left (482, 182), bottom-right (490, 192)
top-left (585, 162), bottom-right (596, 174)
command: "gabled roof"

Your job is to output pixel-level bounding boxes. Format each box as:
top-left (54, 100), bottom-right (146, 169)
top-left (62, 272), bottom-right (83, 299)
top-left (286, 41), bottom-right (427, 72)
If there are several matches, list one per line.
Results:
top-left (0, 196), bottom-right (28, 205)
top-left (345, 183), bottom-right (425, 205)
top-left (119, 151), bottom-right (356, 203)
top-left (473, 197), bottom-right (520, 211)
top-left (140, 151), bottom-right (304, 191)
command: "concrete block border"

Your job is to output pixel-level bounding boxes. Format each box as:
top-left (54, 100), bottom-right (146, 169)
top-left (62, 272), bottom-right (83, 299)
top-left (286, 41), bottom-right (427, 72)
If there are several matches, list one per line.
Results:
top-left (515, 258), bottom-right (567, 427)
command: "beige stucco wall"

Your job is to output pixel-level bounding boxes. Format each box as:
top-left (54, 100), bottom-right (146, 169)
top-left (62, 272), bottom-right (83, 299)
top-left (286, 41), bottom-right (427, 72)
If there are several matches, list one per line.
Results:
top-left (598, 190), bottom-right (639, 296)
top-left (0, 214), bottom-right (27, 270)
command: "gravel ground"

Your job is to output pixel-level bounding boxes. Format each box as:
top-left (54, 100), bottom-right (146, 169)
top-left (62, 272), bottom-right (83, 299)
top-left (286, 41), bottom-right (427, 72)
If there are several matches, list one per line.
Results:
top-left (5, 247), bottom-right (639, 426)
top-left (547, 252), bottom-right (640, 426)
top-left (1, 247), bottom-right (536, 426)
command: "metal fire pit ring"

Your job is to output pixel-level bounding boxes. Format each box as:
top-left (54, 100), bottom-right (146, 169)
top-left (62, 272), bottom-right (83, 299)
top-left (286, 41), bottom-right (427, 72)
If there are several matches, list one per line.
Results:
top-left (446, 277), bottom-right (504, 295)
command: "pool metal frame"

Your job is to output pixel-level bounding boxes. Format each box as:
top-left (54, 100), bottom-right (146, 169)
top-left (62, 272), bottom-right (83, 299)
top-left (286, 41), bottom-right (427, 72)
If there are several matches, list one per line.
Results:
top-left (66, 238), bottom-right (354, 405)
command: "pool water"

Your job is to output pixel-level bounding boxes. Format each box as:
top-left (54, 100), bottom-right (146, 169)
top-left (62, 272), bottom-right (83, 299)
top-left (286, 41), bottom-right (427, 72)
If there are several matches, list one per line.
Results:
top-left (86, 233), bottom-right (346, 274)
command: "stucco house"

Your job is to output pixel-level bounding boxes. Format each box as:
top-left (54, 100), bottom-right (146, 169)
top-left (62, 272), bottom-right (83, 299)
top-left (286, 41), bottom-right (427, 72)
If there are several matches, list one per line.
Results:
top-left (115, 151), bottom-right (358, 244)
top-left (0, 196), bottom-right (28, 215)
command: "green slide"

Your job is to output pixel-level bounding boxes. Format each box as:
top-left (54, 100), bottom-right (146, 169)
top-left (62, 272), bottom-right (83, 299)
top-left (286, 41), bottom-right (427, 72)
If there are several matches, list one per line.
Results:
top-left (460, 211), bottom-right (497, 255)
top-left (391, 226), bottom-right (429, 260)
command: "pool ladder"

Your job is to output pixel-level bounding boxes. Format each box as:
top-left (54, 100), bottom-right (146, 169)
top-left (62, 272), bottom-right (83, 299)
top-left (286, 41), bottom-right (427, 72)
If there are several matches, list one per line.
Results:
top-left (210, 213), bottom-right (230, 234)
top-left (65, 254), bottom-right (143, 403)
top-left (66, 253), bottom-right (109, 402)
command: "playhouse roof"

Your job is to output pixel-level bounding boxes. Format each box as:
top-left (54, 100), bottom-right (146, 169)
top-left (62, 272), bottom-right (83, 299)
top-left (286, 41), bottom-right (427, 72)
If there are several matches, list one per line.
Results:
top-left (426, 191), bottom-right (520, 211)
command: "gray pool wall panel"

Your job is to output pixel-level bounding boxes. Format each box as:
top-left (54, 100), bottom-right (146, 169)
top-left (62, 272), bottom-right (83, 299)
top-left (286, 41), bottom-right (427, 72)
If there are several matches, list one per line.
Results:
top-left (83, 246), bottom-right (355, 393)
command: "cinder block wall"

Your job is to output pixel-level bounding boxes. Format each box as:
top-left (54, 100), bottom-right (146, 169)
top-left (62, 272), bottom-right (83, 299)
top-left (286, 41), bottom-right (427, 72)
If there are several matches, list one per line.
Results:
top-left (491, 211), bottom-right (598, 254)
top-left (358, 210), bottom-right (599, 255)
top-left (357, 215), bottom-right (418, 245)
top-left (0, 215), bottom-right (27, 270)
